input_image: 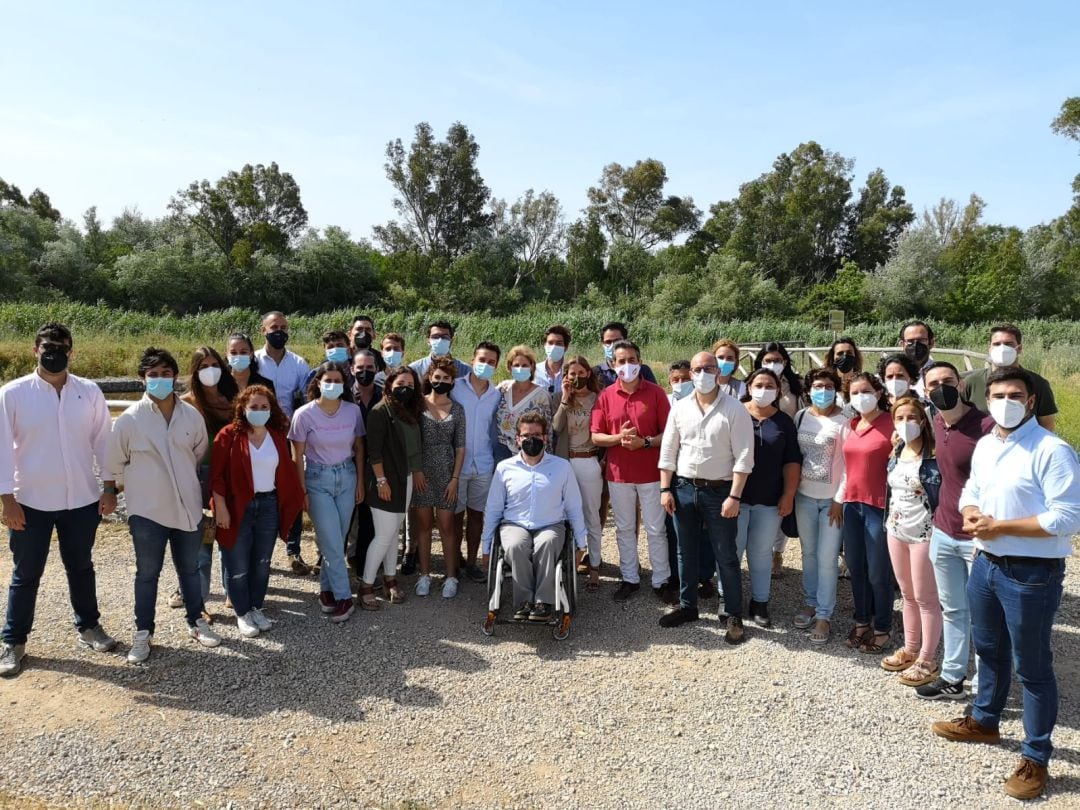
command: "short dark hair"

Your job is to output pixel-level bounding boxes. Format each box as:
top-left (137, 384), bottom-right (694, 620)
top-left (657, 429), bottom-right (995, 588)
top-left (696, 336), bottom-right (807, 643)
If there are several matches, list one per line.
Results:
top-left (923, 360), bottom-right (961, 381)
top-left (352, 315), bottom-right (375, 330)
top-left (804, 367), bottom-right (842, 393)
top-left (611, 339), bottom-right (640, 360)
top-left (877, 353), bottom-right (920, 383)
top-left (517, 412), bottom-right (548, 434)
top-left (306, 361), bottom-right (356, 403)
top-left (427, 320), bottom-right (455, 337)
top-left (352, 348), bottom-right (379, 365)
top-left (739, 368), bottom-right (782, 403)
top-left (138, 347), bottom-right (179, 378)
top-left (321, 330), bottom-right (349, 346)
top-left (600, 322), bottom-right (628, 340)
top-left (900, 320), bottom-right (934, 342)
top-left (544, 325), bottom-right (572, 345)
top-left (35, 322), bottom-right (72, 349)
top-left (474, 341), bottom-right (501, 362)
top-left (668, 360), bottom-right (691, 372)
top-left (261, 310), bottom-right (286, 323)
top-left (986, 366), bottom-right (1035, 397)
top-left (990, 323), bottom-right (1022, 344)
top-left (227, 332), bottom-right (260, 372)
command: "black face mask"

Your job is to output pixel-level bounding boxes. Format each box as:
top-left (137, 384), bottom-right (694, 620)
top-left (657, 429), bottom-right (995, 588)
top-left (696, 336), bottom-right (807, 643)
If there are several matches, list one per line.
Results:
top-left (39, 349), bottom-right (69, 374)
top-left (929, 383), bottom-right (961, 411)
top-left (266, 330), bottom-right (289, 350)
top-left (355, 369), bottom-right (376, 387)
top-left (833, 354), bottom-right (856, 373)
top-left (393, 386), bottom-right (415, 404)
top-left (431, 381), bottom-right (453, 396)
top-left (520, 436), bottom-right (545, 457)
top-left (572, 377), bottom-right (587, 390)
top-left (905, 342), bottom-right (930, 365)
top-left (354, 333), bottom-right (372, 350)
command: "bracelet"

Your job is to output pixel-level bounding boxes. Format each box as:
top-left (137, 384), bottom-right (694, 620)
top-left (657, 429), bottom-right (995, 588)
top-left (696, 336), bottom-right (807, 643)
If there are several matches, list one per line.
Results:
top-left (728, 493), bottom-right (742, 501)
top-left (376, 477), bottom-right (388, 485)
top-left (102, 485), bottom-right (118, 495)
top-left (450, 476), bottom-right (459, 480)
top-left (660, 487), bottom-right (673, 494)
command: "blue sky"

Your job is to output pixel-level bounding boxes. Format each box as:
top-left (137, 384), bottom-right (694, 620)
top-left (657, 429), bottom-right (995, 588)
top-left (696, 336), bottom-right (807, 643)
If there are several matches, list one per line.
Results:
top-left (2, 1), bottom-right (1077, 239)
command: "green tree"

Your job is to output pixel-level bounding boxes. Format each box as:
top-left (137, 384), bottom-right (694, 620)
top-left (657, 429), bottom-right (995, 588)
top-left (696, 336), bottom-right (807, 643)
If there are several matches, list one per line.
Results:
top-left (799, 260), bottom-right (873, 324)
top-left (491, 189), bottom-right (566, 287)
top-left (868, 226), bottom-right (948, 318)
top-left (374, 121), bottom-right (492, 258)
top-left (647, 252), bottom-right (781, 322)
top-left (563, 213), bottom-right (606, 297)
top-left (843, 169), bottom-right (914, 270)
top-left (586, 158), bottom-right (700, 248)
top-left (0, 206), bottom-right (57, 298)
top-left (112, 238), bottom-right (230, 314)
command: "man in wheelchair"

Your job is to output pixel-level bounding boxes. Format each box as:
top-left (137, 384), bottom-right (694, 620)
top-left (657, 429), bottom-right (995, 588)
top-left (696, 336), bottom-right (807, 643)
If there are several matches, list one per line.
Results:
top-left (481, 413), bottom-right (588, 622)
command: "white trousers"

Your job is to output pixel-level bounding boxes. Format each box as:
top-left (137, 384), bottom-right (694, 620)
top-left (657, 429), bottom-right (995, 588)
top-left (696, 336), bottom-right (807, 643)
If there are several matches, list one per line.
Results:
top-left (365, 479), bottom-right (413, 584)
top-left (608, 480), bottom-right (669, 587)
top-left (570, 457), bottom-right (604, 566)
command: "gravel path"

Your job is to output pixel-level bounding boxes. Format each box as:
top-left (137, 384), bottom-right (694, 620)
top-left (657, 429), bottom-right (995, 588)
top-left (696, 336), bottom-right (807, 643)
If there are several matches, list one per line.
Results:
top-left (1, 524), bottom-right (1078, 809)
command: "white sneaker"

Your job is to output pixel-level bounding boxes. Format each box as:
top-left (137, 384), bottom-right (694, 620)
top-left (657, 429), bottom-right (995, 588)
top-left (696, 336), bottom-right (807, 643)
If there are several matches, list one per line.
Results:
top-left (415, 575), bottom-right (432, 597)
top-left (127, 630), bottom-right (152, 663)
top-left (236, 612), bottom-right (260, 638)
top-left (442, 576), bottom-right (459, 599)
top-left (189, 618), bottom-right (221, 648)
top-left (250, 608), bottom-right (273, 632)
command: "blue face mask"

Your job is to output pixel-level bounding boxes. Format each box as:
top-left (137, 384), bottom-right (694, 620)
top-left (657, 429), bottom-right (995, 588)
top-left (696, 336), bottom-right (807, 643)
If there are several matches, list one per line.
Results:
top-left (810, 389), bottom-right (836, 408)
top-left (325, 347), bottom-right (349, 364)
top-left (671, 380), bottom-right (693, 400)
top-left (246, 408), bottom-right (271, 427)
top-left (145, 377), bottom-right (174, 400)
top-left (717, 359), bottom-right (736, 377)
top-left (473, 362), bottom-right (495, 380)
top-left (320, 381), bottom-right (344, 400)
top-left (382, 349), bottom-right (403, 368)
top-left (430, 338), bottom-right (451, 356)
top-left (603, 344), bottom-right (615, 361)
top-left (228, 354), bottom-right (251, 372)
top-left (545, 345), bottom-right (566, 362)
top-left (510, 366), bottom-right (532, 383)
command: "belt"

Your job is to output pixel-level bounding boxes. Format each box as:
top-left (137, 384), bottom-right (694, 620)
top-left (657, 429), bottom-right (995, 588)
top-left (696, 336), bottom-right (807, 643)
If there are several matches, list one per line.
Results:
top-left (569, 450), bottom-right (599, 458)
top-left (678, 476), bottom-right (731, 489)
top-left (979, 550), bottom-right (1061, 568)
top-left (253, 490), bottom-right (277, 499)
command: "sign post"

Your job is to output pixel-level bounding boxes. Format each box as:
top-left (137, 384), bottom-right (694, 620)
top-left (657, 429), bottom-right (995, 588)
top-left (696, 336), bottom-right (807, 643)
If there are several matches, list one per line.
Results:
top-left (828, 309), bottom-right (845, 338)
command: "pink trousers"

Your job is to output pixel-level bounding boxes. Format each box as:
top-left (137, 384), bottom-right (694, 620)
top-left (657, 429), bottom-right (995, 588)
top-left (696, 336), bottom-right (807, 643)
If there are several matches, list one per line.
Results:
top-left (887, 535), bottom-right (942, 662)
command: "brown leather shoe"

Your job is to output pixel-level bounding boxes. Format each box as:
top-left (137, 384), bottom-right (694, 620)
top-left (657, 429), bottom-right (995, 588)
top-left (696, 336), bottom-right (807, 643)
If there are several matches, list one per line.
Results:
top-left (1004, 758), bottom-right (1048, 800)
top-left (724, 615), bottom-right (747, 645)
top-left (931, 716), bottom-right (1001, 745)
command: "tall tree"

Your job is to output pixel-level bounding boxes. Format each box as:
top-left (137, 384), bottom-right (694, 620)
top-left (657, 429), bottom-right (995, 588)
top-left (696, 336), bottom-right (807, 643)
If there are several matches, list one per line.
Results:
top-left (843, 169), bottom-right (914, 270)
top-left (491, 189), bottom-right (566, 286)
top-left (373, 121), bottom-right (492, 258)
top-left (564, 213), bottom-right (606, 297)
top-left (586, 159), bottom-right (700, 249)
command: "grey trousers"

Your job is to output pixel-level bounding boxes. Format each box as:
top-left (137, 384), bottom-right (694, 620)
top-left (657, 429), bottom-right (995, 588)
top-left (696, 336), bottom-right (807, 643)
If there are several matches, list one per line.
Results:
top-left (500, 523), bottom-right (565, 608)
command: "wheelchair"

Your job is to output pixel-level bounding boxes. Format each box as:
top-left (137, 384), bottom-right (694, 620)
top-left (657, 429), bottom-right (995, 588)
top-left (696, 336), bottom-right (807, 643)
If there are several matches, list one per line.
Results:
top-left (481, 524), bottom-right (578, 640)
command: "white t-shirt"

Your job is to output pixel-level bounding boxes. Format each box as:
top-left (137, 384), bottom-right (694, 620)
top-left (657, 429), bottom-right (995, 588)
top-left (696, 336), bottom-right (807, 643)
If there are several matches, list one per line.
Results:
top-left (250, 434), bottom-right (280, 493)
top-left (795, 408), bottom-right (849, 500)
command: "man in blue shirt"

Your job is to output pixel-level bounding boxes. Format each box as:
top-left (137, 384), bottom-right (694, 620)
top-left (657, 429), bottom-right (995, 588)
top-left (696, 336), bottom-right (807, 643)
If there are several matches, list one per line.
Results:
top-left (409, 320), bottom-right (471, 380)
top-left (932, 368), bottom-right (1080, 801)
top-left (482, 413), bottom-right (587, 622)
top-left (592, 322), bottom-right (658, 388)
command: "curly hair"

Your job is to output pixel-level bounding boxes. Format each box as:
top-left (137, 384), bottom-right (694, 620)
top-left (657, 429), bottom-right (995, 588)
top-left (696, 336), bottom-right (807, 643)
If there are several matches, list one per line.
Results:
top-left (230, 385), bottom-right (289, 433)
top-left (421, 355), bottom-right (459, 395)
top-left (877, 353), bottom-right (920, 385)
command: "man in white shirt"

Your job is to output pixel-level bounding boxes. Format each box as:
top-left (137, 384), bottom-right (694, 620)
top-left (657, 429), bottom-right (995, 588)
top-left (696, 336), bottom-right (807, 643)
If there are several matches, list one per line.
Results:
top-left (254, 310), bottom-right (312, 573)
top-left (0, 324), bottom-right (118, 677)
top-left (658, 350), bottom-right (755, 643)
top-left (932, 367), bottom-right (1080, 801)
top-left (482, 413), bottom-right (587, 622)
top-left (104, 348), bottom-right (221, 664)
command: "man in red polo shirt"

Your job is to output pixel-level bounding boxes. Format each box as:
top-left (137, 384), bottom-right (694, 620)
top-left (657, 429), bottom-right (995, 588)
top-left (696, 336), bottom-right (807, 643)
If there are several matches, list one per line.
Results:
top-left (591, 340), bottom-right (672, 601)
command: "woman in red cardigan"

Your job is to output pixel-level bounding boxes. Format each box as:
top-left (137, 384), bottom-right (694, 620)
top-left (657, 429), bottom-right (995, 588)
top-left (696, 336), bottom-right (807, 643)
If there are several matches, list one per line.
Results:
top-left (211, 385), bottom-right (304, 638)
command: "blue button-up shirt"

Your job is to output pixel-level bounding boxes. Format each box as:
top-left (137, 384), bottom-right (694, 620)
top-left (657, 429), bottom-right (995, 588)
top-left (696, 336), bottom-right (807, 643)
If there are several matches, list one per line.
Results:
top-left (255, 348), bottom-right (311, 419)
top-left (409, 355), bottom-right (472, 381)
top-left (533, 360), bottom-right (564, 400)
top-left (451, 374), bottom-right (502, 477)
top-left (481, 452), bottom-right (588, 553)
top-left (959, 417), bottom-right (1080, 558)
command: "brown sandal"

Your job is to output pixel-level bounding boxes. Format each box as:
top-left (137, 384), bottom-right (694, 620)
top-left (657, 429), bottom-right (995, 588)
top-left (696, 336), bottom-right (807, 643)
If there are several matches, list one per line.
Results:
top-left (900, 660), bottom-right (940, 687)
top-left (881, 648), bottom-right (916, 672)
top-left (858, 631), bottom-right (892, 654)
top-left (586, 566), bottom-right (600, 592)
top-left (845, 623), bottom-right (871, 649)
top-left (359, 585), bottom-right (380, 611)
top-left (384, 577), bottom-right (407, 604)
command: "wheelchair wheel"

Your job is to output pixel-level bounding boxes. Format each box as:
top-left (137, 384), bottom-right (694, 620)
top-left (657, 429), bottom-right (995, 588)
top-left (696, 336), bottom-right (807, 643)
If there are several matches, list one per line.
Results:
top-left (481, 538), bottom-right (503, 636)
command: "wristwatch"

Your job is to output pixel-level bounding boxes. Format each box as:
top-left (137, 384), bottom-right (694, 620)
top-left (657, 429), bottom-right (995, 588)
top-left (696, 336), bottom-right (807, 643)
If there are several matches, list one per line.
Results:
top-left (643, 436), bottom-right (653, 449)
top-left (102, 485), bottom-right (119, 495)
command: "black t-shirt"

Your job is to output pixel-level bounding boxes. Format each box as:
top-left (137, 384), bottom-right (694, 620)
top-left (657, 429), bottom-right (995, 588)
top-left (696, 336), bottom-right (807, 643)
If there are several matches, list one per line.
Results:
top-left (963, 366), bottom-right (1057, 417)
top-left (742, 409), bottom-right (803, 506)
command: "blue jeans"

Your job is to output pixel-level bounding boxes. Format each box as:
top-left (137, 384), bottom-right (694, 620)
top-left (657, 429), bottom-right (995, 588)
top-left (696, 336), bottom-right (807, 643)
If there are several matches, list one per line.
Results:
top-left (930, 527), bottom-right (977, 688)
top-left (195, 540), bottom-right (228, 601)
top-left (3, 502), bottom-right (102, 645)
top-left (969, 551), bottom-right (1065, 767)
top-left (221, 492), bottom-right (279, 615)
top-left (672, 479), bottom-right (741, 615)
top-left (285, 513), bottom-right (303, 557)
top-left (795, 494), bottom-right (843, 621)
top-left (305, 461), bottom-right (356, 601)
top-left (842, 502), bottom-right (892, 633)
top-left (736, 503), bottom-right (782, 603)
top-left (130, 514), bottom-right (204, 632)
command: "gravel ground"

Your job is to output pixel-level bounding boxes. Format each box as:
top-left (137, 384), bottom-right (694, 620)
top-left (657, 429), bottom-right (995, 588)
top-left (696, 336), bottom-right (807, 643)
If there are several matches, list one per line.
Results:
top-left (1, 523), bottom-right (1078, 809)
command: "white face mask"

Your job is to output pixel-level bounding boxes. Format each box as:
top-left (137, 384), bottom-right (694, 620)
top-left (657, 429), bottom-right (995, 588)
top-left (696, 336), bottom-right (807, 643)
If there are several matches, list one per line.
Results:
top-left (763, 362), bottom-right (785, 377)
top-left (850, 392), bottom-right (879, 415)
top-left (884, 378), bottom-right (909, 398)
top-left (616, 363), bottom-right (641, 382)
top-left (692, 371), bottom-right (717, 394)
top-left (897, 421), bottom-right (921, 444)
top-left (989, 344), bottom-right (1018, 367)
top-left (198, 366), bottom-right (222, 387)
top-left (750, 387), bottom-right (777, 406)
top-left (989, 398), bottom-right (1027, 429)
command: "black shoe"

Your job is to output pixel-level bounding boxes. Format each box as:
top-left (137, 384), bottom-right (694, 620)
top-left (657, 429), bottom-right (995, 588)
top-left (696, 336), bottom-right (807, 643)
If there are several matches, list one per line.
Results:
top-left (513, 603), bottom-right (532, 621)
top-left (653, 581), bottom-right (678, 605)
top-left (400, 551), bottom-right (418, 576)
top-left (747, 600), bottom-right (772, 628)
top-left (613, 581), bottom-right (640, 602)
top-left (697, 579), bottom-right (717, 599)
top-left (658, 607), bottom-right (699, 628)
top-left (529, 603), bottom-right (552, 622)
top-left (916, 677), bottom-right (967, 701)
top-left (724, 615), bottom-right (747, 645)
top-left (464, 563), bottom-right (487, 583)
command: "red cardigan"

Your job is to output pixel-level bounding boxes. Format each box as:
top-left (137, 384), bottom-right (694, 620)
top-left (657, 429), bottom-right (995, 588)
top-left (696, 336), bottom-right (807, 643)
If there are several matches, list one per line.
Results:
top-left (210, 425), bottom-right (304, 550)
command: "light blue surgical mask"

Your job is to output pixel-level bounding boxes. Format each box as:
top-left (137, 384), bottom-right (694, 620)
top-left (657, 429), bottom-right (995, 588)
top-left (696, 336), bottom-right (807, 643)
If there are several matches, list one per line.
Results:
top-left (246, 409), bottom-right (271, 427)
top-left (671, 380), bottom-right (693, 400)
top-left (603, 344), bottom-right (615, 361)
top-left (320, 381), bottom-right (344, 400)
top-left (473, 362), bottom-right (495, 381)
top-left (325, 347), bottom-right (349, 364)
top-left (718, 359), bottom-right (736, 377)
top-left (382, 349), bottom-right (403, 368)
top-left (227, 354), bottom-right (251, 372)
top-left (430, 337), bottom-right (451, 356)
top-left (145, 377), bottom-right (174, 400)
top-left (510, 366), bottom-right (532, 383)
top-left (810, 389), bottom-right (836, 408)
top-left (545, 345), bottom-right (565, 362)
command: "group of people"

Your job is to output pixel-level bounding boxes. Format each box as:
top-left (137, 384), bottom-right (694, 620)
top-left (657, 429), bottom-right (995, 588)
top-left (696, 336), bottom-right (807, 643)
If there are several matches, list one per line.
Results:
top-left (0, 315), bottom-right (1077, 801)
